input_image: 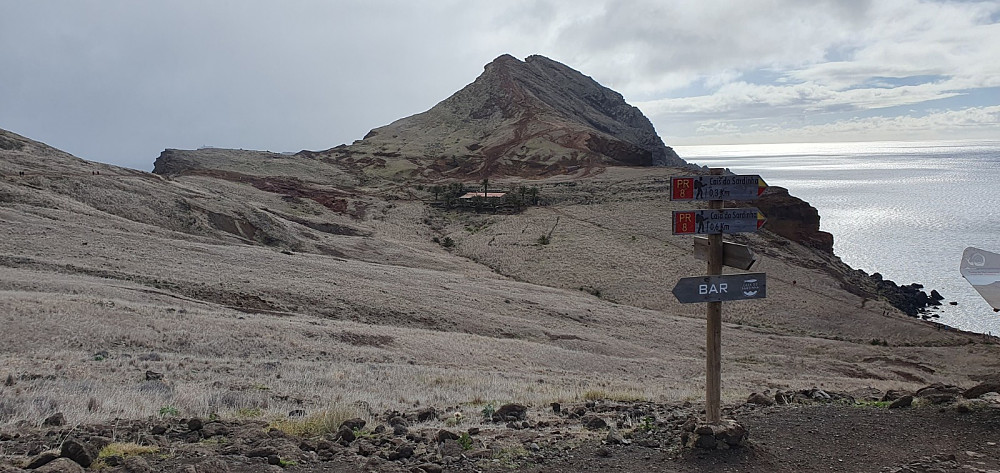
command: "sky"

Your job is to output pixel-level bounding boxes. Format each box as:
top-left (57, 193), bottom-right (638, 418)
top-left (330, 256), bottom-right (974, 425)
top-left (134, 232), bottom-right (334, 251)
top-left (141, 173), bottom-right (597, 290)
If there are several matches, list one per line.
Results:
top-left (1, 0), bottom-right (998, 171)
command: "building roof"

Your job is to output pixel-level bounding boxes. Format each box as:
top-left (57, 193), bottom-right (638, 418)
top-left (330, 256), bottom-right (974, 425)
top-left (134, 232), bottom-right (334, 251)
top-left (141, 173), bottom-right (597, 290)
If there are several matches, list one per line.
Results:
top-left (458, 192), bottom-right (507, 199)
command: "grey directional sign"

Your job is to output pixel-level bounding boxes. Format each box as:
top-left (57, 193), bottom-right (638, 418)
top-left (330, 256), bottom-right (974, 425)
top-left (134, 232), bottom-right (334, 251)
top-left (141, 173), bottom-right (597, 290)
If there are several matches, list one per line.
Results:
top-left (671, 175), bottom-right (768, 201)
top-left (672, 273), bottom-right (767, 303)
top-left (693, 237), bottom-right (757, 270)
top-left (672, 208), bottom-right (766, 235)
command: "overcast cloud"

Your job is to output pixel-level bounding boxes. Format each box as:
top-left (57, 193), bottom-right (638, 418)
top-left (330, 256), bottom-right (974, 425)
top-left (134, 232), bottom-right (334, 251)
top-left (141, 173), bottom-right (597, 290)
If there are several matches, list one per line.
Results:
top-left (1, 0), bottom-right (997, 170)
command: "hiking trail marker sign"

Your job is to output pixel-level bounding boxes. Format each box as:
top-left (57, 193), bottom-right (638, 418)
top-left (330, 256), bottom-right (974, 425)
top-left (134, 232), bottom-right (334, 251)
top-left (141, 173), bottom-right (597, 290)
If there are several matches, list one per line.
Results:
top-left (670, 170), bottom-right (768, 425)
top-left (672, 209), bottom-right (766, 235)
top-left (671, 175), bottom-right (767, 201)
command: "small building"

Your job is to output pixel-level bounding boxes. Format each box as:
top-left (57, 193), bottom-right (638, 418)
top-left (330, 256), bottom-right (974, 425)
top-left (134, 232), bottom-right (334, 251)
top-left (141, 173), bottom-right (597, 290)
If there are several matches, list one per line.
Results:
top-left (458, 192), bottom-right (507, 200)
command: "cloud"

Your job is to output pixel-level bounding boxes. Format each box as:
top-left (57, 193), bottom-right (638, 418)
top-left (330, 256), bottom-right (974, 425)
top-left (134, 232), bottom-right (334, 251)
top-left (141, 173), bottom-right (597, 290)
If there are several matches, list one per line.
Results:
top-left (667, 105), bottom-right (1000, 144)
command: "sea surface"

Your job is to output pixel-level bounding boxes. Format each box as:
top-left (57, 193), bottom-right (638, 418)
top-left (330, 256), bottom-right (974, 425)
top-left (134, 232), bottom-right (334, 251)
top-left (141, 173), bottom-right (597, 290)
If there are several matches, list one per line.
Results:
top-left (673, 140), bottom-right (1000, 335)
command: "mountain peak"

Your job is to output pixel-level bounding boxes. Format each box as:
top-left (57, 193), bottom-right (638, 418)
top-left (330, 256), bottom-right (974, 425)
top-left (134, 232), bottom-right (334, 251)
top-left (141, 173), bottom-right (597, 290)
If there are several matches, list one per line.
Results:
top-left (330, 54), bottom-right (685, 178)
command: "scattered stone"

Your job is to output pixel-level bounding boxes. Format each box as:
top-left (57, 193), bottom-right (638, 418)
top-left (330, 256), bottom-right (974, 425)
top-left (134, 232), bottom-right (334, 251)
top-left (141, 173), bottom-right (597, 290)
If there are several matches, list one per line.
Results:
top-left (25, 451), bottom-right (60, 469)
top-left (387, 444), bottom-right (414, 461)
top-left (144, 371), bottom-right (163, 381)
top-left (119, 456), bottom-right (152, 473)
top-left (438, 439), bottom-right (463, 458)
top-left (683, 419), bottom-right (747, 449)
top-left (388, 416), bottom-right (409, 427)
top-left (436, 429), bottom-right (460, 442)
top-left (42, 413), bottom-right (66, 427)
top-left (201, 422), bottom-right (229, 438)
top-left (915, 383), bottom-right (962, 405)
top-left (605, 426), bottom-right (628, 445)
top-left (288, 409), bottom-right (306, 417)
top-left (467, 427), bottom-right (480, 436)
top-left (60, 438), bottom-right (97, 468)
top-left (415, 407), bottom-right (438, 422)
top-left (889, 396), bottom-right (913, 409)
top-left (963, 382), bottom-right (1000, 399)
top-left (551, 402), bottom-right (561, 414)
top-left (35, 458), bottom-right (85, 473)
top-left (638, 439), bottom-right (660, 448)
top-left (493, 403), bottom-right (527, 422)
top-left (595, 446), bottom-right (612, 457)
top-left (150, 424), bottom-right (167, 435)
top-left (339, 417), bottom-right (366, 431)
top-left (414, 463), bottom-right (443, 473)
top-left (747, 392), bottom-right (775, 407)
top-left (581, 416), bottom-right (608, 430)
top-left (335, 425), bottom-right (356, 443)
top-left (3, 374), bottom-right (13, 387)
top-left (357, 441), bottom-right (377, 457)
top-left (192, 459), bottom-right (230, 472)
top-left (187, 418), bottom-right (204, 431)
top-left (882, 390), bottom-right (910, 402)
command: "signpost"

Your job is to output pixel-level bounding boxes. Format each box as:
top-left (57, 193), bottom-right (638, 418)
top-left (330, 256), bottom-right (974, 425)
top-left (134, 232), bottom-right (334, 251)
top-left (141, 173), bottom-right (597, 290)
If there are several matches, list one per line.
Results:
top-left (671, 169), bottom-right (768, 425)
top-left (693, 237), bottom-right (757, 271)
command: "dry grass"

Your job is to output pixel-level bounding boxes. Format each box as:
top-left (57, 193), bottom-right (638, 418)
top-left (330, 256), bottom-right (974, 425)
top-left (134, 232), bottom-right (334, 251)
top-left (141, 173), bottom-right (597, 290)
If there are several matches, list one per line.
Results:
top-left (269, 402), bottom-right (364, 438)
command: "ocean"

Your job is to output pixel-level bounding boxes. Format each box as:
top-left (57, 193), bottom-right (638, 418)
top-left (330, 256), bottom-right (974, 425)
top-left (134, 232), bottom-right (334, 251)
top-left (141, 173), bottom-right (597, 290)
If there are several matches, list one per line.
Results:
top-left (673, 140), bottom-right (1000, 335)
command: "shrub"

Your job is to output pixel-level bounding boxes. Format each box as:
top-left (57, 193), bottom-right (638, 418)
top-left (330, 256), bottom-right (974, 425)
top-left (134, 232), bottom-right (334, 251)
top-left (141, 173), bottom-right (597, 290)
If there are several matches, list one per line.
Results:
top-left (269, 403), bottom-right (361, 438)
top-left (98, 442), bottom-right (159, 460)
top-left (536, 235), bottom-right (550, 245)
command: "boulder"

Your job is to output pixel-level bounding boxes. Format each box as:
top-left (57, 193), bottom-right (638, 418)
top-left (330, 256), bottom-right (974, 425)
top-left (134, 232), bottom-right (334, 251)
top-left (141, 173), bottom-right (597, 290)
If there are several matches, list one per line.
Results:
top-left (118, 456), bottom-right (153, 473)
top-left (187, 418), bottom-right (204, 431)
top-left (339, 417), bottom-right (366, 432)
top-left (386, 444), bottom-right (414, 461)
top-left (42, 413), bottom-right (66, 427)
top-left (581, 416), bottom-right (608, 430)
top-left (35, 458), bottom-right (85, 473)
top-left (746, 392), bottom-right (775, 406)
top-left (415, 407), bottom-right (438, 422)
top-left (436, 429), bottom-right (460, 443)
top-left (963, 383), bottom-right (1000, 399)
top-left (60, 438), bottom-right (96, 468)
top-left (334, 426), bottom-right (355, 443)
top-left (882, 390), bottom-right (911, 402)
top-left (24, 452), bottom-right (60, 469)
top-left (605, 426), bottom-right (628, 445)
top-left (916, 383), bottom-right (962, 404)
top-left (492, 404), bottom-right (527, 422)
top-left (683, 419), bottom-right (747, 449)
top-left (889, 395), bottom-right (914, 409)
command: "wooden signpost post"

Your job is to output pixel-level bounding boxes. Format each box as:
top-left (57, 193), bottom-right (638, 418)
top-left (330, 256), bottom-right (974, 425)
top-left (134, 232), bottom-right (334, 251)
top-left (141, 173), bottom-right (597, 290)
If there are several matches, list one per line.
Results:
top-left (671, 169), bottom-right (768, 424)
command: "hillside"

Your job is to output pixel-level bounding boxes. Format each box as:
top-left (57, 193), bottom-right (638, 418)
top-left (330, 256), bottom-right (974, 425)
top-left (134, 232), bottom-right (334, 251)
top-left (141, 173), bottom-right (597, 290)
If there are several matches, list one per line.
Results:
top-left (3, 124), bottom-right (997, 423)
